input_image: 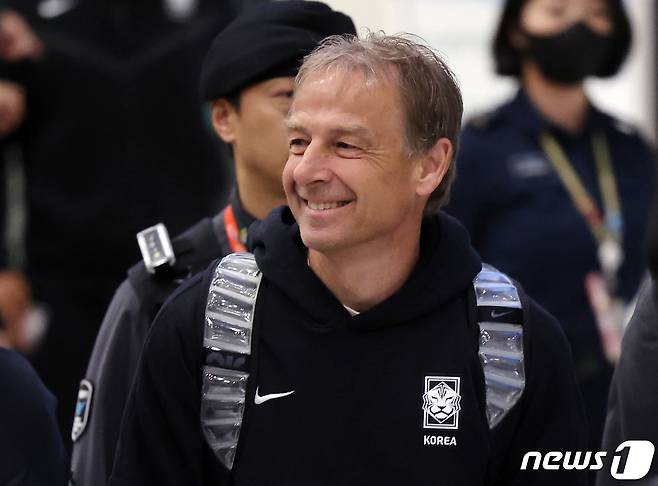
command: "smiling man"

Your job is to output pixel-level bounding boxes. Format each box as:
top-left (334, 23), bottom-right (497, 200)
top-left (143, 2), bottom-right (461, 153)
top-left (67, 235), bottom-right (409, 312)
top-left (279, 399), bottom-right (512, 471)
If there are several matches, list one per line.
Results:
top-left (110, 34), bottom-right (588, 486)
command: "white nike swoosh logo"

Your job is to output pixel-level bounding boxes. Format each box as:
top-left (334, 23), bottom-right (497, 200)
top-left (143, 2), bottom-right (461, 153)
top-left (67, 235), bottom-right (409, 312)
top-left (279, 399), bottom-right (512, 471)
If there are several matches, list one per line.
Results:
top-left (254, 386), bottom-right (295, 405)
top-left (491, 309), bottom-right (514, 319)
top-left (38, 0), bottom-right (78, 19)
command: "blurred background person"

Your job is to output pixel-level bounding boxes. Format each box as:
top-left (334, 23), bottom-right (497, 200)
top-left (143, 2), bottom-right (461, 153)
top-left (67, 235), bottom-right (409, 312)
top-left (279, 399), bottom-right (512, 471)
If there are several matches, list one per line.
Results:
top-left (0, 0), bottom-right (253, 445)
top-left (445, 0), bottom-right (655, 453)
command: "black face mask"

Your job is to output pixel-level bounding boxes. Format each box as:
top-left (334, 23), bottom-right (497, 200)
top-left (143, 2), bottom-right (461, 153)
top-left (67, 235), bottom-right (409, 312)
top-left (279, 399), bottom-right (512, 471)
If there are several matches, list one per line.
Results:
top-left (522, 22), bottom-right (612, 85)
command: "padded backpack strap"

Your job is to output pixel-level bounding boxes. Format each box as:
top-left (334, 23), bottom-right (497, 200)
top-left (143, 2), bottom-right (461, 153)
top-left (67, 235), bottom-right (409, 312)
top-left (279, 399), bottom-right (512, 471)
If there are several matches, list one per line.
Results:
top-left (474, 264), bottom-right (525, 429)
top-left (200, 253), bottom-right (262, 470)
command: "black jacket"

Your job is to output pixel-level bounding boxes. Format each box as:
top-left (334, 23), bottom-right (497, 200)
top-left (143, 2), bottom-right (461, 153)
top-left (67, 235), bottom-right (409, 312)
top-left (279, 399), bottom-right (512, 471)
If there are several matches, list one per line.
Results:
top-left (70, 194), bottom-right (255, 486)
top-left (110, 208), bottom-right (588, 485)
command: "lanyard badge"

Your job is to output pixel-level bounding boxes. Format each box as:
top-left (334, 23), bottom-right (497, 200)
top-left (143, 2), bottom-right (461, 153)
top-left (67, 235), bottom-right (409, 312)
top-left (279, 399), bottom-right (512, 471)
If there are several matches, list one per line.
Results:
top-left (539, 131), bottom-right (624, 289)
top-left (540, 131), bottom-right (628, 363)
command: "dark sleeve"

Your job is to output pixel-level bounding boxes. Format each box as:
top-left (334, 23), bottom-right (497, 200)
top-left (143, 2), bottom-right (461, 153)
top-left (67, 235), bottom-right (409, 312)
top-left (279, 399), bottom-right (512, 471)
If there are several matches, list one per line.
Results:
top-left (490, 297), bottom-right (589, 486)
top-left (444, 126), bottom-right (488, 246)
top-left (109, 271), bottom-right (218, 486)
top-left (597, 278), bottom-right (658, 486)
top-left (69, 280), bottom-right (153, 486)
top-left (0, 348), bottom-right (68, 486)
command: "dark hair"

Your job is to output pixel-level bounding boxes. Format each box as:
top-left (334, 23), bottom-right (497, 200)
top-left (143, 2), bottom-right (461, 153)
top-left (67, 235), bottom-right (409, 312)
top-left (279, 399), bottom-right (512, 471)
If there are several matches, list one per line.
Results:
top-left (223, 90), bottom-right (241, 111)
top-left (493, 0), bottom-right (632, 78)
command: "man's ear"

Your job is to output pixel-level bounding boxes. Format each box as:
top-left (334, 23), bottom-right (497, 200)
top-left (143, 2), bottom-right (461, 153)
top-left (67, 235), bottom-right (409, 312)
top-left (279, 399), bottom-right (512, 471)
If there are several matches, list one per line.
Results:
top-left (415, 137), bottom-right (452, 198)
top-left (211, 99), bottom-right (238, 144)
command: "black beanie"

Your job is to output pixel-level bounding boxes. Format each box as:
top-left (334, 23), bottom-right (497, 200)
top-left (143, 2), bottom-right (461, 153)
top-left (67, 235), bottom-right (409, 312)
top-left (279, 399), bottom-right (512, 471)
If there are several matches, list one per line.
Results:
top-left (201, 1), bottom-right (356, 101)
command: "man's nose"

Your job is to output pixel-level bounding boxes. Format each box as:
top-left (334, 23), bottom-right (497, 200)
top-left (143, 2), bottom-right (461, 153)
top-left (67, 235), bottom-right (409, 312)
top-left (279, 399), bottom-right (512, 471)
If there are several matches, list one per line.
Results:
top-left (293, 140), bottom-right (334, 186)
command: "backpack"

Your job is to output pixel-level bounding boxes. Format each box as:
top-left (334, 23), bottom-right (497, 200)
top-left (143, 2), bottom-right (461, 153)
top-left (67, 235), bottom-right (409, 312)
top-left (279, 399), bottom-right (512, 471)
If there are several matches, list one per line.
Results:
top-left (199, 253), bottom-right (525, 470)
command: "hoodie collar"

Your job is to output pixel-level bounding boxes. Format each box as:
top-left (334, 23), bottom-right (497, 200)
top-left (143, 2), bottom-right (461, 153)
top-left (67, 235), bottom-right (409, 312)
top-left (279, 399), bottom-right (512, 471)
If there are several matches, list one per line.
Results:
top-left (252, 207), bottom-right (482, 331)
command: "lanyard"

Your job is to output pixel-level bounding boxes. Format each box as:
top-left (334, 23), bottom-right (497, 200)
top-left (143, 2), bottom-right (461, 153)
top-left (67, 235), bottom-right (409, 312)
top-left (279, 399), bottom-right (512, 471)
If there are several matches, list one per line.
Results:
top-left (223, 204), bottom-right (248, 253)
top-left (539, 131), bottom-right (623, 287)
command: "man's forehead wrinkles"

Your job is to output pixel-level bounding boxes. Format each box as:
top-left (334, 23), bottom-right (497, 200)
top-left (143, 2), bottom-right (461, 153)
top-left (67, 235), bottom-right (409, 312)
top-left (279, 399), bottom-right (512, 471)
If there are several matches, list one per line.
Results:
top-left (286, 113), bottom-right (371, 139)
top-left (328, 125), bottom-right (370, 138)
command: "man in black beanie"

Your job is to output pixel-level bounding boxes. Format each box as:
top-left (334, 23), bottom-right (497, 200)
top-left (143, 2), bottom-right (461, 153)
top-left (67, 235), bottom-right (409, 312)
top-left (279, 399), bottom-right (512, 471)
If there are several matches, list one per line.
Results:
top-left (70, 3), bottom-right (355, 485)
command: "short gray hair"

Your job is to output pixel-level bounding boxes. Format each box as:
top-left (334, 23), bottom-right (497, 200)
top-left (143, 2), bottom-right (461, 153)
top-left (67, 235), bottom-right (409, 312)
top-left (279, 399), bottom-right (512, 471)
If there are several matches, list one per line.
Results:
top-left (296, 32), bottom-right (463, 212)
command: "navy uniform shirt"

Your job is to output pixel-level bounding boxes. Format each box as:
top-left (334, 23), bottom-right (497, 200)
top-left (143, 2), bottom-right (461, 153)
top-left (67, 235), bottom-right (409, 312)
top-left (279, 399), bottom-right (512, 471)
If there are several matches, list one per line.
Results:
top-left (70, 191), bottom-right (255, 486)
top-left (446, 89), bottom-right (655, 448)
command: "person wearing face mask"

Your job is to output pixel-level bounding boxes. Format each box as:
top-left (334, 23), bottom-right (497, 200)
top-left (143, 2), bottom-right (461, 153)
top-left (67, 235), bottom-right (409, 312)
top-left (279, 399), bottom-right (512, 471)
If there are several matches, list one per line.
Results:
top-left (446, 0), bottom-right (655, 453)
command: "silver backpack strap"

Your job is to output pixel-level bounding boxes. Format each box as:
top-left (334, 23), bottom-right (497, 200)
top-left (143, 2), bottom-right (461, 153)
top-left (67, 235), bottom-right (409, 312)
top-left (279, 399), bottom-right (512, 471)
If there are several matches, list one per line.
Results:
top-left (474, 263), bottom-right (525, 428)
top-left (200, 253), bottom-right (262, 470)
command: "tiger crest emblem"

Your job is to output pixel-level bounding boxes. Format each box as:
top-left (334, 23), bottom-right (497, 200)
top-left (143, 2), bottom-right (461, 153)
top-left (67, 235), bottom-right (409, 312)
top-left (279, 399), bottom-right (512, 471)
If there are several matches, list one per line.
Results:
top-left (422, 378), bottom-right (462, 428)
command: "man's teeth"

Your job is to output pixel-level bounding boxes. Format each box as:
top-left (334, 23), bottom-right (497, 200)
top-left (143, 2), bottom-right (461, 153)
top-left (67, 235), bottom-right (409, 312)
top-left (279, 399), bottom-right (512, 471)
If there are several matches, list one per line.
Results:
top-left (307, 201), bottom-right (348, 210)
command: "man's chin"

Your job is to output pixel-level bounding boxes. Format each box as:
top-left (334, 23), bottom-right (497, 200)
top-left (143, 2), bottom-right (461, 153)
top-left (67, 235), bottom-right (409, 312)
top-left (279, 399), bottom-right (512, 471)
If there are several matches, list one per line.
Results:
top-left (300, 227), bottom-right (345, 255)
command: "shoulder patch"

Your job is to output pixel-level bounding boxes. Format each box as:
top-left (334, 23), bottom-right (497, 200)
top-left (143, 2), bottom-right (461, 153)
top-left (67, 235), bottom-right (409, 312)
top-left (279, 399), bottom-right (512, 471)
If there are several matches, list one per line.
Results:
top-left (71, 379), bottom-right (93, 442)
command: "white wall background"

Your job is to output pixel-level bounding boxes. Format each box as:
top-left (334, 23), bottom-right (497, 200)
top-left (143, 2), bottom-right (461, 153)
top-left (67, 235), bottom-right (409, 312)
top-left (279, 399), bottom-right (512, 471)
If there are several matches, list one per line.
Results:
top-left (323, 0), bottom-right (657, 142)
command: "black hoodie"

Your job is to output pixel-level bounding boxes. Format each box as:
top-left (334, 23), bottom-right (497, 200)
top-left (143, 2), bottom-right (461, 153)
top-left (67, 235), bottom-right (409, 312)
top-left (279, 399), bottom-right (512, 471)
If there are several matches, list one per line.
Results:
top-left (110, 208), bottom-right (587, 486)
